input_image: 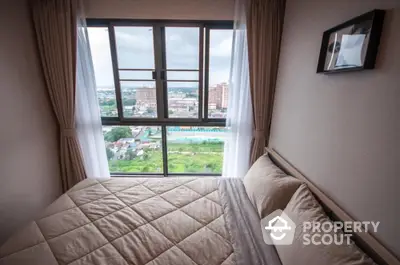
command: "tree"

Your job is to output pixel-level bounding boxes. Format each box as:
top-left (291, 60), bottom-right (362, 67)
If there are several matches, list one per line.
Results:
top-left (192, 145), bottom-right (200, 152)
top-left (186, 93), bottom-right (197, 98)
top-left (123, 98), bottom-right (136, 106)
top-left (102, 99), bottom-right (116, 106)
top-left (206, 162), bottom-right (218, 171)
top-left (106, 147), bottom-right (114, 160)
top-left (125, 149), bottom-right (136, 160)
top-left (104, 127), bottom-right (132, 142)
top-left (146, 107), bottom-right (154, 114)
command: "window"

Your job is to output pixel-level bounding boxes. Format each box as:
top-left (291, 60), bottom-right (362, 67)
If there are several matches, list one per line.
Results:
top-left (88, 20), bottom-right (233, 176)
top-left (208, 29), bottom-right (233, 118)
top-left (88, 27), bottom-right (118, 117)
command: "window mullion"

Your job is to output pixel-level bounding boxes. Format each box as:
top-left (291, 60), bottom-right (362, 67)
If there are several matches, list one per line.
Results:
top-left (161, 125), bottom-right (168, 177)
top-left (108, 24), bottom-right (124, 121)
top-left (153, 24), bottom-right (165, 120)
top-left (198, 25), bottom-right (204, 120)
top-left (160, 27), bottom-right (168, 120)
top-left (153, 24), bottom-right (168, 176)
top-left (203, 27), bottom-right (211, 121)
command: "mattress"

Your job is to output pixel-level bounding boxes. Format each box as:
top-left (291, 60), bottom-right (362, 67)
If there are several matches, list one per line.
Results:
top-left (0, 177), bottom-right (281, 265)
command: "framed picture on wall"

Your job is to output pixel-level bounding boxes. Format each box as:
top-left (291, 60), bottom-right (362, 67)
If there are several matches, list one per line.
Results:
top-left (317, 9), bottom-right (385, 74)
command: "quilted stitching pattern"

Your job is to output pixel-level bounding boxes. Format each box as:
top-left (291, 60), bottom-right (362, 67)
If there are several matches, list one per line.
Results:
top-left (0, 177), bottom-right (236, 265)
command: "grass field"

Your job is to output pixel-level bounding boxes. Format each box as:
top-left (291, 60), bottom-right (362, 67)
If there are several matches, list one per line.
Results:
top-left (108, 142), bottom-right (224, 173)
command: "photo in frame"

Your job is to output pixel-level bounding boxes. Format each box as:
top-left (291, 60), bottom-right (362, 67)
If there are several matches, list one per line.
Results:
top-left (317, 9), bottom-right (385, 74)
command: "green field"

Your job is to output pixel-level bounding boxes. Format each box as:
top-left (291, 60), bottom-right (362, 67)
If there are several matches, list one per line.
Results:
top-left (108, 142), bottom-right (224, 174)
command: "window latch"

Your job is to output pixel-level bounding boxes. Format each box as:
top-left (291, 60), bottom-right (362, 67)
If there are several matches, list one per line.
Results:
top-left (153, 71), bottom-right (166, 80)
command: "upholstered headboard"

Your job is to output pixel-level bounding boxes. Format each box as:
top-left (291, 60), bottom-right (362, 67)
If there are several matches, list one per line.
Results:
top-left (266, 147), bottom-right (400, 265)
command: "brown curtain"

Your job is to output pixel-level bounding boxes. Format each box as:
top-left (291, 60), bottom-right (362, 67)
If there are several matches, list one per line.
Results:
top-left (247, 0), bottom-right (286, 164)
top-left (32, 0), bottom-right (86, 191)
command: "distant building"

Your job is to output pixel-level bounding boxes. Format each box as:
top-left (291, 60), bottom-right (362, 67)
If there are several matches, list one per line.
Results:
top-left (168, 98), bottom-right (197, 108)
top-left (209, 82), bottom-right (228, 109)
top-left (135, 87), bottom-right (157, 108)
top-left (208, 103), bottom-right (217, 110)
top-left (117, 138), bottom-right (136, 144)
top-left (222, 83), bottom-right (228, 109)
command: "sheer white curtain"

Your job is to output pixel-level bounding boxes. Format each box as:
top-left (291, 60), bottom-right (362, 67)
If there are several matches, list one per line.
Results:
top-left (75, 2), bottom-right (110, 179)
top-left (222, 0), bottom-right (253, 178)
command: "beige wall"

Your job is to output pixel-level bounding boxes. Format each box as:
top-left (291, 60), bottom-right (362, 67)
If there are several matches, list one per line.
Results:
top-left (0, 0), bottom-right (62, 244)
top-left (83, 0), bottom-right (234, 20)
top-left (270, 0), bottom-right (400, 257)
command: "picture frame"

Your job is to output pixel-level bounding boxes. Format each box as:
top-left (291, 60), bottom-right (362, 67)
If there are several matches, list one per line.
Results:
top-left (317, 9), bottom-right (385, 74)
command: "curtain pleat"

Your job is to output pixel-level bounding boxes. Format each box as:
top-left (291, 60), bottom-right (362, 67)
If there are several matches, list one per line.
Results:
top-left (246, 0), bottom-right (286, 164)
top-left (222, 0), bottom-right (253, 178)
top-left (32, 0), bottom-right (86, 192)
top-left (75, 3), bottom-right (111, 179)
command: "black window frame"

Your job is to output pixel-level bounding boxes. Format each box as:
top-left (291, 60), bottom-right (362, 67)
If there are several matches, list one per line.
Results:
top-left (87, 19), bottom-right (233, 177)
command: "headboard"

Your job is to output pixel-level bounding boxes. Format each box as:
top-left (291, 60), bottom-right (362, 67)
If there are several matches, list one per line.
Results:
top-left (266, 147), bottom-right (400, 265)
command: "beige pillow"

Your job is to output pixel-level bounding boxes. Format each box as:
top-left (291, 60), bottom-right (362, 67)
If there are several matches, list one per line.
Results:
top-left (276, 184), bottom-right (375, 265)
top-left (243, 154), bottom-right (302, 218)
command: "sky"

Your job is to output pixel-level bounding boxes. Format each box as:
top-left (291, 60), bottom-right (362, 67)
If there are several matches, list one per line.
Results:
top-left (88, 26), bottom-right (233, 89)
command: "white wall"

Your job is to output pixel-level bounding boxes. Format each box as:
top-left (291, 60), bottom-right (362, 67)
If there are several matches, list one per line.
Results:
top-left (83, 0), bottom-right (234, 20)
top-left (0, 0), bottom-right (62, 244)
top-left (270, 0), bottom-right (400, 257)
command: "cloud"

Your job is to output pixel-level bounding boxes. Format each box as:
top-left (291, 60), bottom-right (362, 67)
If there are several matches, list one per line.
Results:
top-left (88, 26), bottom-right (233, 88)
top-left (210, 36), bottom-right (233, 57)
top-left (165, 27), bottom-right (199, 69)
top-left (115, 27), bottom-right (155, 69)
top-left (88, 27), bottom-right (115, 87)
top-left (209, 30), bottom-right (233, 85)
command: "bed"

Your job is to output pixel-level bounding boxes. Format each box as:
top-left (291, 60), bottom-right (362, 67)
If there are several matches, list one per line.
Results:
top-left (0, 177), bottom-right (281, 265)
top-left (1, 148), bottom-right (398, 265)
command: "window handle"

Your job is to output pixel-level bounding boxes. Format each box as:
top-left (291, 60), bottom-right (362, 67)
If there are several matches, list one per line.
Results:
top-left (152, 71), bottom-right (165, 80)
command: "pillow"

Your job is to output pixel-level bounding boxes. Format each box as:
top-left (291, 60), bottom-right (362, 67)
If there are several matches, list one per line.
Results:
top-left (243, 154), bottom-right (302, 218)
top-left (275, 184), bottom-right (375, 265)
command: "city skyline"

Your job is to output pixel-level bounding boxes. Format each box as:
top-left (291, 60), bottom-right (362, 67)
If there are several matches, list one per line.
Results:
top-left (97, 81), bottom-right (229, 118)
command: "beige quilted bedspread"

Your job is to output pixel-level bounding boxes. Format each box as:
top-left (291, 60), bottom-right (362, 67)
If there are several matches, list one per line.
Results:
top-left (0, 177), bottom-right (235, 265)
